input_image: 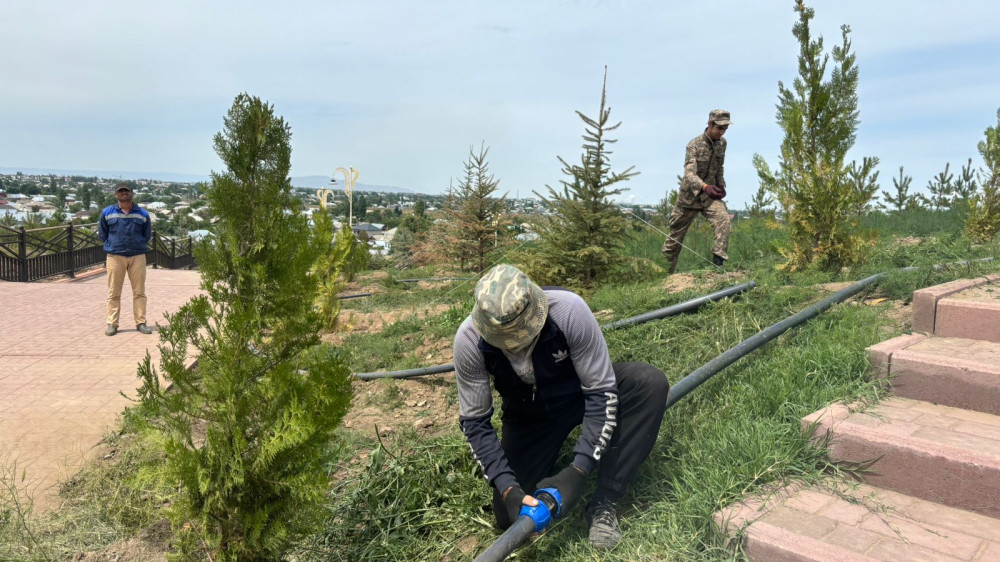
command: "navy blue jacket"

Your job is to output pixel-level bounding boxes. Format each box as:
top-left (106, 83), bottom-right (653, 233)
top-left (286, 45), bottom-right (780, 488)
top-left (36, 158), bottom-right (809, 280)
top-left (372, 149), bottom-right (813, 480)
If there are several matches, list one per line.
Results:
top-left (98, 204), bottom-right (152, 256)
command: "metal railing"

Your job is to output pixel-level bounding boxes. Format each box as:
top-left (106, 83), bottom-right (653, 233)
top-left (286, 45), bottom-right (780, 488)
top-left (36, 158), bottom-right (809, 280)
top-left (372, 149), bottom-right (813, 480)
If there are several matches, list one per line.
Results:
top-left (0, 223), bottom-right (196, 282)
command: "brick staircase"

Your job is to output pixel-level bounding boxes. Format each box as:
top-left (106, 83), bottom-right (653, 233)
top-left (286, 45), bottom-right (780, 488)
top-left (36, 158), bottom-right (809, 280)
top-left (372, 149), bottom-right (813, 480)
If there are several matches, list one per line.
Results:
top-left (714, 276), bottom-right (1000, 561)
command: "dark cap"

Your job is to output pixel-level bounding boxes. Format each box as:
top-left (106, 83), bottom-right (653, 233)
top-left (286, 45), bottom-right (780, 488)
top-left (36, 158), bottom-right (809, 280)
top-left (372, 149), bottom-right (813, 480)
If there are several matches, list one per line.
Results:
top-left (709, 109), bottom-right (732, 126)
top-left (113, 183), bottom-right (133, 193)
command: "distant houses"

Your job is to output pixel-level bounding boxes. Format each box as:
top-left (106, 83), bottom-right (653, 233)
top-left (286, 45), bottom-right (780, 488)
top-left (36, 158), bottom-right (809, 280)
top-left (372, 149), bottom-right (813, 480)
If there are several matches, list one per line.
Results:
top-left (350, 222), bottom-right (396, 255)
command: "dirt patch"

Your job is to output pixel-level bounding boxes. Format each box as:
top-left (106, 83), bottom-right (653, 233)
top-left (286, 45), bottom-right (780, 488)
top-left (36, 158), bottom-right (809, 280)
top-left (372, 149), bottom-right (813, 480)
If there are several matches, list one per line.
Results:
top-left (321, 303), bottom-right (452, 345)
top-left (815, 281), bottom-right (855, 293)
top-left (874, 299), bottom-right (911, 333)
top-left (414, 334), bottom-right (453, 364)
top-left (660, 273), bottom-right (699, 293)
top-left (660, 271), bottom-right (749, 294)
top-left (893, 236), bottom-right (922, 247)
top-left (71, 518), bottom-right (171, 561)
top-left (341, 270), bottom-right (389, 291)
top-left (342, 373), bottom-right (458, 441)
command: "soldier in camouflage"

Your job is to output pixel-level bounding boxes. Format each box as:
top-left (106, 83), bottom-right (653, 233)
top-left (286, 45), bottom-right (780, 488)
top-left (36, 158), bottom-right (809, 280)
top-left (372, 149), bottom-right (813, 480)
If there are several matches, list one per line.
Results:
top-left (662, 109), bottom-right (732, 273)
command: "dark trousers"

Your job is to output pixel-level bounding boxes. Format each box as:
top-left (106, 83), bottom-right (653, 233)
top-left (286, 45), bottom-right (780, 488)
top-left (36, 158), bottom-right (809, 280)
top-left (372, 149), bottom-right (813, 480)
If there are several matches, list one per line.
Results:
top-left (491, 362), bottom-right (669, 528)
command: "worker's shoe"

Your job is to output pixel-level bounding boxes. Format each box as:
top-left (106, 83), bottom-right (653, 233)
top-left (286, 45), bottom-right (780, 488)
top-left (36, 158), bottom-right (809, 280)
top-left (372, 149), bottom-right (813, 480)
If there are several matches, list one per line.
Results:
top-left (105, 325), bottom-right (117, 336)
top-left (712, 254), bottom-right (725, 267)
top-left (136, 323), bottom-right (153, 335)
top-left (586, 500), bottom-right (621, 550)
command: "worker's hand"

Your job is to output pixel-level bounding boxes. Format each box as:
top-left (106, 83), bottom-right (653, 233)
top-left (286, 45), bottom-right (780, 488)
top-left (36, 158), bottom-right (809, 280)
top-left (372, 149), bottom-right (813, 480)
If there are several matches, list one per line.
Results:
top-left (704, 185), bottom-right (724, 200)
top-left (536, 465), bottom-right (587, 516)
top-left (502, 485), bottom-right (537, 523)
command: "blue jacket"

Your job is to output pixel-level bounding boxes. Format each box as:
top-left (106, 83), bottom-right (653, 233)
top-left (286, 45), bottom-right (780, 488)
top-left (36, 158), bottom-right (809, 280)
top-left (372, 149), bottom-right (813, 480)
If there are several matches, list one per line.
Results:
top-left (98, 204), bottom-right (152, 256)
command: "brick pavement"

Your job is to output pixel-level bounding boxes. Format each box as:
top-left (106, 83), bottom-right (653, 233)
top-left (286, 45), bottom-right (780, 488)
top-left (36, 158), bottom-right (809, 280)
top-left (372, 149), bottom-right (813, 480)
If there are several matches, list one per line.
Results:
top-left (717, 480), bottom-right (1000, 561)
top-left (0, 268), bottom-right (202, 509)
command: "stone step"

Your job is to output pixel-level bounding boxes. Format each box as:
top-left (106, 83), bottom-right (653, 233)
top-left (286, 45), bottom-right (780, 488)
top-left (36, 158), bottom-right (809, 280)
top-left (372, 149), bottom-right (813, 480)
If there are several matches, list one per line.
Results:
top-left (935, 284), bottom-right (1000, 343)
top-left (714, 479), bottom-right (1000, 561)
top-left (912, 276), bottom-right (1000, 339)
top-left (802, 397), bottom-right (1000, 518)
top-left (868, 335), bottom-right (1000, 416)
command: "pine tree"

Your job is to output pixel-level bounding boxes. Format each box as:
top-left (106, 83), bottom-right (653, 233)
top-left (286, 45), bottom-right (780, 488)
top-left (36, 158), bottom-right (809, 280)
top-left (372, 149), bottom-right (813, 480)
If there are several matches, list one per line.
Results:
top-left (531, 67), bottom-right (637, 287)
top-left (135, 93), bottom-right (353, 560)
top-left (926, 162), bottom-right (955, 210)
top-left (954, 158), bottom-right (979, 203)
top-left (752, 1), bottom-right (879, 271)
top-left (965, 108), bottom-right (1000, 242)
top-left (442, 144), bottom-right (511, 273)
top-left (880, 166), bottom-right (916, 212)
top-left (847, 157), bottom-right (880, 216)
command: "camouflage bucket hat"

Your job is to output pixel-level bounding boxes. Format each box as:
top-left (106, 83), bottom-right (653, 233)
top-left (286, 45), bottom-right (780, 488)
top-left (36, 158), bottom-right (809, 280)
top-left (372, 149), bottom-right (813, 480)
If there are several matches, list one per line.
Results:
top-left (472, 264), bottom-right (549, 351)
top-left (709, 109), bottom-right (732, 126)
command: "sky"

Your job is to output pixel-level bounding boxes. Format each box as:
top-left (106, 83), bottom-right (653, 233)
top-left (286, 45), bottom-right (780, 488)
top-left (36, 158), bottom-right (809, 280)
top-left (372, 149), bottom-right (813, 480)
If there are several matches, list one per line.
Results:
top-left (2, 1), bottom-right (999, 207)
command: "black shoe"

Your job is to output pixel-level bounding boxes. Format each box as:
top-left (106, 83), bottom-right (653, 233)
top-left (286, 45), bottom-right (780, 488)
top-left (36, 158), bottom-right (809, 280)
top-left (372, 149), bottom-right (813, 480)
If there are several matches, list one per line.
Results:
top-left (712, 255), bottom-right (725, 267)
top-left (105, 325), bottom-right (117, 336)
top-left (586, 500), bottom-right (621, 550)
top-left (136, 323), bottom-right (153, 335)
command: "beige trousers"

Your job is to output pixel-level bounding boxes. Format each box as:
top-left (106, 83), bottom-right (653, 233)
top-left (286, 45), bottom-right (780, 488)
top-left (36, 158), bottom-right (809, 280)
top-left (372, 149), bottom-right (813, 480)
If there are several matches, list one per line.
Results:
top-left (106, 254), bottom-right (147, 327)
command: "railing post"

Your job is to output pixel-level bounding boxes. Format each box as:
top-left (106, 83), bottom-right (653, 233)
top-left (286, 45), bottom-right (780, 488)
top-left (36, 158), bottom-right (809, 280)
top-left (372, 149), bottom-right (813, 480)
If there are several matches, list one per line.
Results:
top-left (171, 238), bottom-right (176, 269)
top-left (188, 237), bottom-right (194, 269)
top-left (152, 231), bottom-right (158, 269)
top-left (67, 223), bottom-right (75, 278)
top-left (18, 227), bottom-right (27, 282)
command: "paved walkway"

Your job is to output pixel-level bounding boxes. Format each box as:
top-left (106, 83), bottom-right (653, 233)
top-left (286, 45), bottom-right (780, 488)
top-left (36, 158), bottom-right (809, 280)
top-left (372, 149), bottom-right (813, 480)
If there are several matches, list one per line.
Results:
top-left (0, 268), bottom-right (203, 509)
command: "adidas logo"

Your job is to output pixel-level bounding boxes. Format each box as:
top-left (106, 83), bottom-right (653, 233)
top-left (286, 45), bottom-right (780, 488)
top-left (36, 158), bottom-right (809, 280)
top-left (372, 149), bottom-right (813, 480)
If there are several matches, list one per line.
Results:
top-left (552, 349), bottom-right (569, 362)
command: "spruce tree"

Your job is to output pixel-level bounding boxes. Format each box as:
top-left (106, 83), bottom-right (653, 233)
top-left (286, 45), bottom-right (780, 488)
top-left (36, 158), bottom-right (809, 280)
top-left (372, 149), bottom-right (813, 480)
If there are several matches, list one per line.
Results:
top-left (441, 144), bottom-right (511, 273)
top-left (965, 108), bottom-right (1000, 242)
top-left (752, 1), bottom-right (879, 271)
top-left (136, 93), bottom-right (353, 560)
top-left (531, 67), bottom-right (637, 287)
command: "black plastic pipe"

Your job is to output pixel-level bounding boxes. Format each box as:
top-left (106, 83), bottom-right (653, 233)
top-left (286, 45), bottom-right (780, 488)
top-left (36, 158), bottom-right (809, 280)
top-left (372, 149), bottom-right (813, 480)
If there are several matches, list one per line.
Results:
top-left (602, 282), bottom-right (755, 331)
top-left (397, 277), bottom-right (473, 282)
top-left (473, 516), bottom-right (537, 562)
top-left (667, 273), bottom-right (882, 407)
top-left (353, 282), bottom-right (756, 380)
top-left (338, 293), bottom-right (372, 300)
top-left (354, 363), bottom-right (457, 381)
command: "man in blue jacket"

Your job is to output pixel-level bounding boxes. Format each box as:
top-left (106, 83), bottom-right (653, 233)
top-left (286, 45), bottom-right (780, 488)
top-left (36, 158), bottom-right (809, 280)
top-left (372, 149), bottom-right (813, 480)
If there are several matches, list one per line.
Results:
top-left (98, 183), bottom-right (153, 336)
top-left (454, 265), bottom-right (669, 549)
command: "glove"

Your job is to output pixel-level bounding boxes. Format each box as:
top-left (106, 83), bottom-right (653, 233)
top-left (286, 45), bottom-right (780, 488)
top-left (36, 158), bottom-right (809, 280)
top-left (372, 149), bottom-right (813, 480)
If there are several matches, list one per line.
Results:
top-left (502, 485), bottom-right (528, 524)
top-left (536, 465), bottom-right (587, 516)
top-left (704, 184), bottom-right (724, 200)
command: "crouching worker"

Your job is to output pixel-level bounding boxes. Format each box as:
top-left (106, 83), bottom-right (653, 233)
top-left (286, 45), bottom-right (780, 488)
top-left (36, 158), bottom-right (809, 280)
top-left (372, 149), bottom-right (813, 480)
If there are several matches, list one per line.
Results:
top-left (454, 264), bottom-right (669, 549)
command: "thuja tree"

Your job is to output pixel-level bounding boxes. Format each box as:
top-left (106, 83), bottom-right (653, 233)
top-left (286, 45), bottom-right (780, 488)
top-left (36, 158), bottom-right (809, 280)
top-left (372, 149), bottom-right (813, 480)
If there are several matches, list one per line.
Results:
top-left (441, 144), bottom-right (512, 273)
top-left (965, 108), bottom-right (1000, 242)
top-left (136, 93), bottom-right (353, 560)
top-left (530, 67), bottom-right (637, 287)
top-left (753, 2), bottom-right (879, 271)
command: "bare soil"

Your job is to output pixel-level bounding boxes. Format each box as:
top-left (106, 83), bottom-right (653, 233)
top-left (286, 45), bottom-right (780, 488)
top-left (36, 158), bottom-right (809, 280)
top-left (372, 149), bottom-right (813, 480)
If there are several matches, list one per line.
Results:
top-left (71, 519), bottom-right (170, 562)
top-left (321, 303), bottom-right (452, 346)
top-left (660, 270), bottom-right (750, 294)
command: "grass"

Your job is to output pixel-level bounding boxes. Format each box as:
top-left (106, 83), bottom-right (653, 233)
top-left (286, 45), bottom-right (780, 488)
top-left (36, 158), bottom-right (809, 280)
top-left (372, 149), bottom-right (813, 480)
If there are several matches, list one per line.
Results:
top-left (4, 209), bottom-right (1000, 560)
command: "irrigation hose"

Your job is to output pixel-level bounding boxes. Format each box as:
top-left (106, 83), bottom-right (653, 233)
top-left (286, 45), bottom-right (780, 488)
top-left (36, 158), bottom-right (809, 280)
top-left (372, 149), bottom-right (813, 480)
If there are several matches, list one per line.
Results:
top-left (474, 257), bottom-right (995, 562)
top-left (352, 282), bottom-right (756, 380)
top-left (337, 293), bottom-right (372, 300)
top-left (397, 277), bottom-right (473, 282)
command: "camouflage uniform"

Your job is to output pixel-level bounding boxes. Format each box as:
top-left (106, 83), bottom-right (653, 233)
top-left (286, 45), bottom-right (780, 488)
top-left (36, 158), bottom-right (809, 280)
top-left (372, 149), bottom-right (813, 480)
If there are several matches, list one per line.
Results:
top-left (662, 111), bottom-right (731, 272)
